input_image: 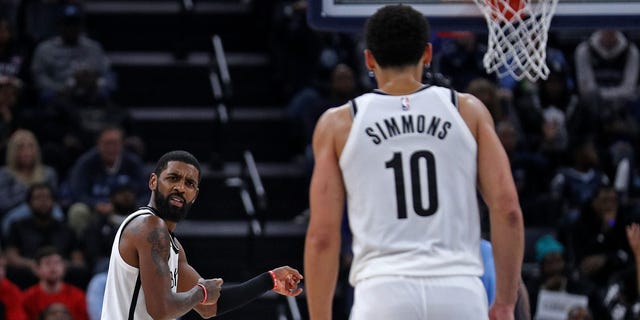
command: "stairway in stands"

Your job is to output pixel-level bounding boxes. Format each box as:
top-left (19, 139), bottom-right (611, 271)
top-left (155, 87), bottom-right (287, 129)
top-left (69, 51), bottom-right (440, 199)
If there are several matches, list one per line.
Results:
top-left (84, 1), bottom-right (311, 318)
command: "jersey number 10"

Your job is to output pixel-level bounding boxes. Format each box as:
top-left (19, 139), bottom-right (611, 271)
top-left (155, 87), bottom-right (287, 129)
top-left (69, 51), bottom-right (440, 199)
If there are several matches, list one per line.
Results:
top-left (385, 151), bottom-right (439, 219)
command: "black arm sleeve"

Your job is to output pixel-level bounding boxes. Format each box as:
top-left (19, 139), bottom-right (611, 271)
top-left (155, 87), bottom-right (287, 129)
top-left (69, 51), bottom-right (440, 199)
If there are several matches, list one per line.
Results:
top-left (215, 272), bottom-right (273, 315)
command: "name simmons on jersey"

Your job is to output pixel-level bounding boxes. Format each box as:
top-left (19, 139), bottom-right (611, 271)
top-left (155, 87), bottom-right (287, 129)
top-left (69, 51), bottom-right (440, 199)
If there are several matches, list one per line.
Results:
top-left (365, 114), bottom-right (452, 145)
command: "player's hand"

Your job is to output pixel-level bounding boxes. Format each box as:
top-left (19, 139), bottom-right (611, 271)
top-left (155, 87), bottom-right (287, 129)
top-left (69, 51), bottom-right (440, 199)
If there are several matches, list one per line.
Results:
top-left (198, 278), bottom-right (223, 305)
top-left (270, 266), bottom-right (303, 296)
top-left (489, 303), bottom-right (514, 320)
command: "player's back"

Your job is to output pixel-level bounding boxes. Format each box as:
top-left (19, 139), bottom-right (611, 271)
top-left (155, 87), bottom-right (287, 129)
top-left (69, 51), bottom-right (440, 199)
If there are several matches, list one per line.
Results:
top-left (340, 85), bottom-right (483, 285)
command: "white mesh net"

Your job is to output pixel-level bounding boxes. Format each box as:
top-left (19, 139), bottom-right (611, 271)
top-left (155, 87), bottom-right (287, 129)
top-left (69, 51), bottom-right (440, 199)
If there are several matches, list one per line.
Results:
top-left (475, 0), bottom-right (559, 82)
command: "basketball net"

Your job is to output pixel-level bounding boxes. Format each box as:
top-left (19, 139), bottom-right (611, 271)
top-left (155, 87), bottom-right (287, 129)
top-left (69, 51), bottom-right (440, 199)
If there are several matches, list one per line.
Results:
top-left (475, 0), bottom-right (559, 82)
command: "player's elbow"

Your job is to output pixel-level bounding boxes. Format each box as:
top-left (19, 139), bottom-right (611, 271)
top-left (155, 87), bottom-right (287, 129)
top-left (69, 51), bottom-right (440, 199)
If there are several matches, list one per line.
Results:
top-left (146, 303), bottom-right (173, 320)
top-left (505, 208), bottom-right (523, 228)
top-left (489, 193), bottom-right (522, 222)
top-left (305, 230), bottom-right (339, 253)
top-left (496, 205), bottom-right (523, 230)
top-left (146, 309), bottom-right (166, 320)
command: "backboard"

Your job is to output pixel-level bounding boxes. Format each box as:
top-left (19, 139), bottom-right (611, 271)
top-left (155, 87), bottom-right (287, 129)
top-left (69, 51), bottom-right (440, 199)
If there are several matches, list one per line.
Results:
top-left (307, 0), bottom-right (640, 32)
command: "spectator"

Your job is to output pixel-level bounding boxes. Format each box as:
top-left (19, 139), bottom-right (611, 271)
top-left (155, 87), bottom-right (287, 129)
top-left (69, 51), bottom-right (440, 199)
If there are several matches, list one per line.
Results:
top-left (30, 3), bottom-right (114, 105)
top-left (0, 129), bottom-right (57, 217)
top-left (608, 141), bottom-right (635, 206)
top-left (496, 119), bottom-right (552, 225)
top-left (535, 55), bottom-right (577, 162)
top-left (573, 30), bottom-right (639, 149)
top-left (538, 48), bottom-right (576, 113)
top-left (0, 252), bottom-right (27, 320)
top-left (23, 247), bottom-right (88, 320)
top-left (571, 185), bottom-right (632, 287)
top-left (0, 17), bottom-right (28, 80)
top-left (496, 120), bottom-right (528, 187)
top-left (466, 77), bottom-right (518, 126)
top-left (2, 181), bottom-right (65, 240)
top-left (23, 3), bottom-right (124, 177)
top-left (38, 302), bottom-right (72, 320)
top-left (599, 223), bottom-right (640, 320)
top-left (599, 100), bottom-right (639, 150)
top-left (0, 75), bottom-right (22, 152)
top-left (527, 235), bottom-right (596, 317)
top-left (539, 105), bottom-right (570, 163)
top-left (81, 183), bottom-right (134, 273)
top-left (433, 31), bottom-right (493, 91)
top-left (574, 29), bottom-right (639, 109)
top-left (550, 137), bottom-right (609, 225)
top-left (567, 305), bottom-right (593, 320)
top-left (66, 126), bottom-right (148, 237)
top-left (507, 47), bottom-right (574, 148)
top-left (5, 183), bottom-right (85, 289)
top-left (287, 63), bottom-right (360, 169)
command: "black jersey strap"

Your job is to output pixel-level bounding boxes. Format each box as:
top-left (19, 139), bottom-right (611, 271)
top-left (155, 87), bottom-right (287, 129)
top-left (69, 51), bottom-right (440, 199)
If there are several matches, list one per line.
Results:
top-left (118, 209), bottom-right (153, 243)
top-left (349, 99), bottom-right (358, 118)
top-left (128, 274), bottom-right (142, 320)
top-left (129, 206), bottom-right (180, 253)
top-left (450, 87), bottom-right (459, 111)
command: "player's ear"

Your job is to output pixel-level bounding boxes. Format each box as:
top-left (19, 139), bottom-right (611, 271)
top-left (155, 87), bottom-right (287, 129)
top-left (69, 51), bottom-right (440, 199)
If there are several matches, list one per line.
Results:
top-left (364, 49), bottom-right (376, 71)
top-left (149, 173), bottom-right (157, 190)
top-left (422, 44), bottom-right (433, 66)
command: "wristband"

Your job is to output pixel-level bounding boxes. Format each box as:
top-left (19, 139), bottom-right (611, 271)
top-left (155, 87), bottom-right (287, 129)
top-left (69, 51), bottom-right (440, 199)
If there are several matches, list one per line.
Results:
top-left (268, 270), bottom-right (278, 290)
top-left (197, 283), bottom-right (207, 304)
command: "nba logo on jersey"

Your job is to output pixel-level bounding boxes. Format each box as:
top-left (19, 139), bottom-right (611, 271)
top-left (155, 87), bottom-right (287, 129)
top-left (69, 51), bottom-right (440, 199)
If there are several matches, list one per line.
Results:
top-left (401, 96), bottom-right (410, 111)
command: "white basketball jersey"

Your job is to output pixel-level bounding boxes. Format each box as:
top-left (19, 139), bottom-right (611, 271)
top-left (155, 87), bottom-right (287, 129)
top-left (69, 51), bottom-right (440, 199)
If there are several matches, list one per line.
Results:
top-left (340, 85), bottom-right (483, 286)
top-left (102, 207), bottom-right (180, 320)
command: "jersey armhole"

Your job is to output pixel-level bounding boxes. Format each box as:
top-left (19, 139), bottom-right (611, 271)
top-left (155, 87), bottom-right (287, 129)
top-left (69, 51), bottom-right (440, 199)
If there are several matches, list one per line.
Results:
top-left (450, 88), bottom-right (459, 111)
top-left (117, 209), bottom-right (153, 243)
top-left (349, 99), bottom-right (358, 118)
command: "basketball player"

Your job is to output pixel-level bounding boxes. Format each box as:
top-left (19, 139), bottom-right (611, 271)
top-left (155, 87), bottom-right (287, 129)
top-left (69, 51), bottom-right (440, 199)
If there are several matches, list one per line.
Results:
top-left (304, 4), bottom-right (523, 320)
top-left (102, 150), bottom-right (303, 319)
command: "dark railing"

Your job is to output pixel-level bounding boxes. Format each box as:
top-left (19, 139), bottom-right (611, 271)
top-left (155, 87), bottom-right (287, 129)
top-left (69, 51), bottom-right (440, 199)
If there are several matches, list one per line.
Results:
top-left (208, 31), bottom-right (302, 320)
top-left (209, 34), bottom-right (231, 168)
top-left (212, 35), bottom-right (232, 97)
top-left (225, 150), bottom-right (266, 236)
top-left (243, 150), bottom-right (267, 214)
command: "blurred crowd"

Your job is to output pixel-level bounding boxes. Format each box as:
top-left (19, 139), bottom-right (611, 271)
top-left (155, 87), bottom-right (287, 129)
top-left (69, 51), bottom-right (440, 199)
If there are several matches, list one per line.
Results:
top-left (0, 1), bottom-right (149, 319)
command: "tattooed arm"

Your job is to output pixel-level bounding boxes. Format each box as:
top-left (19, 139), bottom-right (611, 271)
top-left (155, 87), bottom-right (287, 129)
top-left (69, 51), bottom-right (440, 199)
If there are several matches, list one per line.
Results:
top-left (120, 215), bottom-right (221, 320)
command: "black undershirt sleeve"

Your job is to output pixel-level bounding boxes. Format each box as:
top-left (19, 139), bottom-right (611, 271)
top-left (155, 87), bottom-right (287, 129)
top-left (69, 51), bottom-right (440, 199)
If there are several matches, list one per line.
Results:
top-left (215, 272), bottom-right (274, 315)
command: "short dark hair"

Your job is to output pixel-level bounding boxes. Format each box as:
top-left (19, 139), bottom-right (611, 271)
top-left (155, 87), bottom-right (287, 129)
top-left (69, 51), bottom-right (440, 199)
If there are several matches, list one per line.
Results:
top-left (26, 183), bottom-right (54, 203)
top-left (365, 4), bottom-right (430, 68)
top-left (35, 246), bottom-right (60, 264)
top-left (96, 125), bottom-right (124, 143)
top-left (39, 303), bottom-right (71, 320)
top-left (154, 150), bottom-right (201, 181)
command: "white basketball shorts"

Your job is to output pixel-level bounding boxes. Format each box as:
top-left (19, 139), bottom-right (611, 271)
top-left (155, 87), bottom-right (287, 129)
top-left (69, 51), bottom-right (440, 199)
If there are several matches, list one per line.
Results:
top-left (350, 275), bottom-right (489, 320)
